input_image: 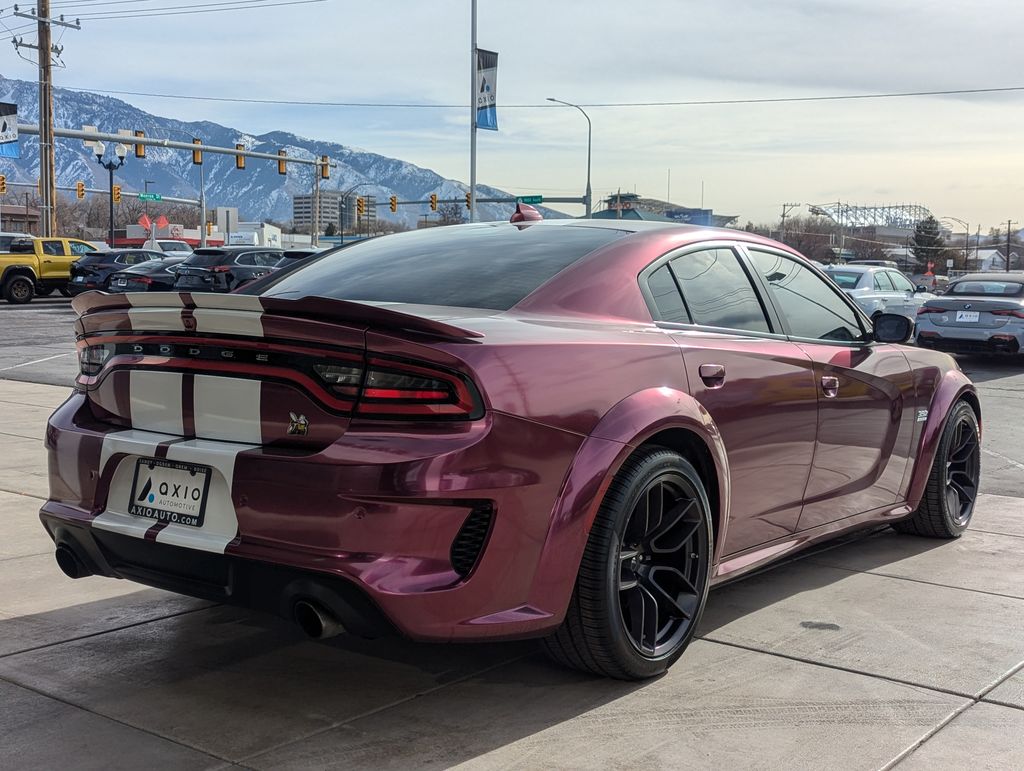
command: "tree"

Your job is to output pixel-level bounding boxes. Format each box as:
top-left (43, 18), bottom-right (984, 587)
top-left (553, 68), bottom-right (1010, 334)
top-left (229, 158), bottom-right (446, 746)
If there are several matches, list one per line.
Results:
top-left (324, 222), bottom-right (337, 237)
top-left (437, 202), bottom-right (464, 226)
top-left (910, 216), bottom-right (951, 271)
top-left (776, 215), bottom-right (836, 262)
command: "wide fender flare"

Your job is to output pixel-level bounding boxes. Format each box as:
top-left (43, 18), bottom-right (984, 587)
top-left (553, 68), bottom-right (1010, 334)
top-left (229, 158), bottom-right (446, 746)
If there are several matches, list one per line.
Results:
top-left (906, 369), bottom-right (979, 509)
top-left (526, 387), bottom-right (731, 622)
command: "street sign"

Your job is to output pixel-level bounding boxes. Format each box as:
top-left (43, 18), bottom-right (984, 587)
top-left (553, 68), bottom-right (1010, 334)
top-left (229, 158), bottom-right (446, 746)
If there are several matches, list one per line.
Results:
top-left (516, 195), bottom-right (543, 204)
top-left (138, 192), bottom-right (162, 201)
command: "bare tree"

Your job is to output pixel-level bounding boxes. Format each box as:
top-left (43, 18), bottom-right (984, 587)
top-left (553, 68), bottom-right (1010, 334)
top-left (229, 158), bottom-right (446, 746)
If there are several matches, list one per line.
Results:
top-left (437, 202), bottom-right (465, 226)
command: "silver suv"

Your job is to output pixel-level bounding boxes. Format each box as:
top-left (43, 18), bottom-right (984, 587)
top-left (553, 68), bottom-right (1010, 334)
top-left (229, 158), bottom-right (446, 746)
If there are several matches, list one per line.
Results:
top-left (823, 265), bottom-right (934, 320)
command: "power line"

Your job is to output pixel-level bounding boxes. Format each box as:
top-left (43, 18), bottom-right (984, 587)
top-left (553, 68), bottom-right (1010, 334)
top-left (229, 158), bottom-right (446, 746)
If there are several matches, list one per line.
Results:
top-left (50, 84), bottom-right (1024, 110)
top-left (73, 0), bottom-right (319, 17)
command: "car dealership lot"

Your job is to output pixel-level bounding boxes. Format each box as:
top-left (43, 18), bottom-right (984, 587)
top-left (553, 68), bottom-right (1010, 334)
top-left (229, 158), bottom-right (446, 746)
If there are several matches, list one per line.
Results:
top-left (1, 299), bottom-right (1023, 769)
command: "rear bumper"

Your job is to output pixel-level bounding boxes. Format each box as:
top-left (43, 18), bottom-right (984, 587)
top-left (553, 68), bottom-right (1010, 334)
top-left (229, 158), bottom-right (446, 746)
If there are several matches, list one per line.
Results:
top-left (917, 330), bottom-right (1021, 355)
top-left (42, 392), bottom-right (586, 642)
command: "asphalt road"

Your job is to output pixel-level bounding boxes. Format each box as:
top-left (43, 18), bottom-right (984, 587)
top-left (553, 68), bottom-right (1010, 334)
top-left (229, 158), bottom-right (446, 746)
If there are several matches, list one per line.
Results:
top-left (2, 295), bottom-right (1020, 496)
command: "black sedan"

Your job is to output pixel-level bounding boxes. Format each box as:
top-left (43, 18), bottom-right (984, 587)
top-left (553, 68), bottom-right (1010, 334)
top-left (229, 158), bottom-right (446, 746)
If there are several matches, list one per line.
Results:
top-left (106, 257), bottom-right (188, 293)
top-left (67, 249), bottom-right (165, 295)
top-left (172, 246), bottom-right (283, 293)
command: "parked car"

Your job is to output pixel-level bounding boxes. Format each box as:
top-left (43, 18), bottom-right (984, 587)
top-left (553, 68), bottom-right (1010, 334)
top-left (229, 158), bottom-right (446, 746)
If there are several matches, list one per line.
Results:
top-left (916, 272), bottom-right (1024, 356)
top-left (145, 239), bottom-right (193, 258)
top-left (0, 231), bottom-right (34, 251)
top-left (0, 236), bottom-right (98, 303)
top-left (172, 246), bottom-right (283, 292)
top-left (45, 219), bottom-right (980, 680)
top-left (273, 248), bottom-right (324, 268)
top-left (823, 264), bottom-right (934, 320)
top-left (67, 250), bottom-right (166, 295)
top-left (106, 257), bottom-right (188, 293)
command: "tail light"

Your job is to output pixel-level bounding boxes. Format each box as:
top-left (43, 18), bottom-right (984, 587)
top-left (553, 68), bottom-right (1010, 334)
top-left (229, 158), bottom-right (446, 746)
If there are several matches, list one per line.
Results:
top-left (79, 344), bottom-right (112, 375)
top-left (212, 265), bottom-right (233, 273)
top-left (917, 307), bottom-right (942, 315)
top-left (992, 309), bottom-right (1024, 319)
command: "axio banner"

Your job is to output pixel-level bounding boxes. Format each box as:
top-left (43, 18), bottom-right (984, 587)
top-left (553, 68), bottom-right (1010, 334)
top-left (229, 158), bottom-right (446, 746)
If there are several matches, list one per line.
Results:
top-left (0, 102), bottom-right (18, 158)
top-left (476, 49), bottom-right (498, 131)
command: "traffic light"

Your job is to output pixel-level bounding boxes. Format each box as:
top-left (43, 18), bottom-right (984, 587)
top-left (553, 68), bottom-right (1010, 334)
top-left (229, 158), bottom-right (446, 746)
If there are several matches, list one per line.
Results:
top-left (206, 221), bottom-right (213, 235)
top-left (320, 155), bottom-right (329, 180)
top-left (192, 138), bottom-right (202, 165)
top-left (235, 144), bottom-right (245, 170)
top-left (389, 195), bottom-right (397, 213)
top-left (75, 181), bottom-right (85, 200)
top-left (111, 185), bottom-right (122, 204)
top-left (0, 175), bottom-right (6, 195)
top-left (277, 149), bottom-right (287, 175)
top-left (356, 197), bottom-right (366, 216)
top-left (134, 130), bottom-right (146, 158)
top-left (429, 193), bottom-right (437, 211)
top-left (465, 192), bottom-right (472, 210)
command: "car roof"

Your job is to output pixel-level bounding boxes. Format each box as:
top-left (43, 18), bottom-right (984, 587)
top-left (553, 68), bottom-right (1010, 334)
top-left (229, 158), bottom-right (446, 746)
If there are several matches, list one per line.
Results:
top-left (823, 265), bottom-right (882, 273)
top-left (954, 272), bottom-right (1024, 282)
top-left (193, 245), bottom-right (282, 253)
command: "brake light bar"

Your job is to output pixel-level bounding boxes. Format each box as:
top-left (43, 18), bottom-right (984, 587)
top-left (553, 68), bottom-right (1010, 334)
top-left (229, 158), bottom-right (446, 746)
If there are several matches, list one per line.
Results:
top-left (992, 309), bottom-right (1024, 319)
top-left (917, 307), bottom-right (942, 315)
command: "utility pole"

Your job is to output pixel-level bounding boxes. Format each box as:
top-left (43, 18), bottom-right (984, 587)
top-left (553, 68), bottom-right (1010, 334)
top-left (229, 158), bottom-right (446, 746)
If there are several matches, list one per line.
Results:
top-left (1007, 220), bottom-right (1017, 273)
top-left (13, 3), bottom-right (80, 237)
top-left (468, 0), bottom-right (477, 223)
top-left (780, 203), bottom-right (800, 242)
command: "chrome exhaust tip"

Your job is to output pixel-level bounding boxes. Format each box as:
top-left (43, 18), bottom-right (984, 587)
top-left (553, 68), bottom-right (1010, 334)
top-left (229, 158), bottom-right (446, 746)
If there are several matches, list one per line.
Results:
top-left (293, 599), bottom-right (345, 640)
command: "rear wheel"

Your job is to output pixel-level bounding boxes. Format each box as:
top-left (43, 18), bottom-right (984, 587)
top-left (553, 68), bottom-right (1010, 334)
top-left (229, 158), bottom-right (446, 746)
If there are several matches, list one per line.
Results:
top-left (542, 448), bottom-right (713, 680)
top-left (3, 276), bottom-right (34, 304)
top-left (894, 401), bottom-right (980, 538)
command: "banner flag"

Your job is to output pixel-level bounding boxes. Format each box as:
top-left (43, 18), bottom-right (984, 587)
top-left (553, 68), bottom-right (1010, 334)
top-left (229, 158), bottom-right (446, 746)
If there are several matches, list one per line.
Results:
top-left (0, 103), bottom-right (18, 158)
top-left (138, 214), bottom-right (152, 230)
top-left (475, 49), bottom-right (498, 131)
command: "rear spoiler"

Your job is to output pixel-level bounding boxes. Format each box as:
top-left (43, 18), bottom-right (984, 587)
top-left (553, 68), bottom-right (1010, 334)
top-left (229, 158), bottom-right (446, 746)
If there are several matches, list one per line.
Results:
top-left (72, 291), bottom-right (485, 341)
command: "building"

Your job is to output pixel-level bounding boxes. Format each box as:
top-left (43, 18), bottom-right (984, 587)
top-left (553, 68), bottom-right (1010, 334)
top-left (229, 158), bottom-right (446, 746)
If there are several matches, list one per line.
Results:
top-left (293, 191), bottom-right (377, 232)
top-left (596, 193), bottom-right (736, 227)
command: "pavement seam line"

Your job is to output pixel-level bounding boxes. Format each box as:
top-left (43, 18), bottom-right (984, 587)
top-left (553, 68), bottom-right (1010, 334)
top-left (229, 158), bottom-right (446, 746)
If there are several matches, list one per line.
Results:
top-left (0, 487), bottom-right (47, 501)
top-left (968, 527), bottom-right (1024, 540)
top-left (699, 636), bottom-right (974, 700)
top-left (235, 651), bottom-right (534, 765)
top-left (0, 603), bottom-right (218, 660)
top-left (0, 672), bottom-right (233, 765)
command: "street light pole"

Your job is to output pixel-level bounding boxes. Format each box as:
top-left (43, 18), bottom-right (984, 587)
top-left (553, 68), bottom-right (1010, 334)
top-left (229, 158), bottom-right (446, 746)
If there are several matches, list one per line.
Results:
top-left (92, 141), bottom-right (127, 247)
top-left (339, 182), bottom-right (367, 244)
top-left (547, 97), bottom-right (592, 217)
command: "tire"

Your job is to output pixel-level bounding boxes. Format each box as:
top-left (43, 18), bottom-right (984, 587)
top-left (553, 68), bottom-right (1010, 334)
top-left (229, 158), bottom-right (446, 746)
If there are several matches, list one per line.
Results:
top-left (893, 401), bottom-right (980, 538)
top-left (3, 276), bottom-right (34, 304)
top-left (542, 447), bottom-right (713, 680)
top-left (58, 287), bottom-right (73, 298)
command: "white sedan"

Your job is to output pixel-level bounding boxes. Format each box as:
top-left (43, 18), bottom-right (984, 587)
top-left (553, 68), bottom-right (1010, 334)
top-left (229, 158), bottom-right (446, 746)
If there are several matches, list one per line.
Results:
top-left (823, 265), bottom-right (935, 321)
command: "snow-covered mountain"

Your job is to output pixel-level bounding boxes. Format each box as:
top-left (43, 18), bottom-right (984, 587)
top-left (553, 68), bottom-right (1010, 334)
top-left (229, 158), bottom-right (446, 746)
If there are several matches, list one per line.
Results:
top-left (0, 76), bottom-right (565, 225)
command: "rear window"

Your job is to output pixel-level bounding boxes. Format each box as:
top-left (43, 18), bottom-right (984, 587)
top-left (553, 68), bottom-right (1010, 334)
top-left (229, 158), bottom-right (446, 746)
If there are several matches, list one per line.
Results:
top-left (254, 223), bottom-right (626, 310)
top-left (184, 250), bottom-right (233, 267)
top-left (75, 253), bottom-right (114, 265)
top-left (949, 280), bottom-right (1024, 296)
top-left (826, 270), bottom-right (863, 289)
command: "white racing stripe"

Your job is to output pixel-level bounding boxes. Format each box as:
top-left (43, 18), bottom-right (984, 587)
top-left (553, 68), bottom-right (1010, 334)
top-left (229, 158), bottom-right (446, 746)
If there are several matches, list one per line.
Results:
top-left (125, 292), bottom-right (186, 308)
top-left (92, 429), bottom-right (174, 540)
top-left (194, 375), bottom-right (263, 444)
top-left (192, 308), bottom-right (264, 338)
top-left (126, 307), bottom-right (187, 332)
top-left (129, 370), bottom-right (184, 435)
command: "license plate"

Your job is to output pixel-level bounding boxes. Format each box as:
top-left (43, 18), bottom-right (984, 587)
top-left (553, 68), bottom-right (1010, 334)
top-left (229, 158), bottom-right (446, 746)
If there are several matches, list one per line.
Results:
top-left (956, 311), bottom-right (980, 322)
top-left (72, 275), bottom-right (85, 282)
top-left (128, 458), bottom-right (211, 527)
top-left (116, 278), bottom-right (127, 286)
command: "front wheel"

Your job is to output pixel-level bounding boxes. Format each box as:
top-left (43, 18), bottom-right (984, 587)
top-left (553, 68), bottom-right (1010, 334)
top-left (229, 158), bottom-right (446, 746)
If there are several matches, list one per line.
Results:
top-left (894, 401), bottom-right (980, 538)
top-left (542, 448), bottom-right (713, 680)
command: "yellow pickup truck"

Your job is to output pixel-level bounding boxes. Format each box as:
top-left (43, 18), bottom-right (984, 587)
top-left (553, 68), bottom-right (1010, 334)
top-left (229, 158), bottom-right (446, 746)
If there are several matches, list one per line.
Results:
top-left (0, 237), bottom-right (99, 303)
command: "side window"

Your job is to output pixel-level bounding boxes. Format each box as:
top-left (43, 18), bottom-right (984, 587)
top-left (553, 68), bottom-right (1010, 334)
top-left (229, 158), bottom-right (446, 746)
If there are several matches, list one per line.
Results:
top-left (255, 252), bottom-right (281, 267)
top-left (646, 263), bottom-right (690, 323)
top-left (235, 253), bottom-right (256, 266)
top-left (122, 253), bottom-right (143, 266)
top-left (669, 248), bottom-right (770, 333)
top-left (69, 241), bottom-right (95, 255)
top-left (889, 271), bottom-right (915, 292)
top-left (42, 240), bottom-right (64, 256)
top-left (872, 271), bottom-right (895, 291)
top-left (748, 250), bottom-right (864, 342)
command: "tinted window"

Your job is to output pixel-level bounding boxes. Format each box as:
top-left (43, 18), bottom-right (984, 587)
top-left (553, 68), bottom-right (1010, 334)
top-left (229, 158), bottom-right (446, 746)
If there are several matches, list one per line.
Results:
top-left (669, 248), bottom-right (770, 332)
top-left (950, 280), bottom-right (1024, 296)
top-left (253, 224), bottom-right (626, 310)
top-left (121, 252), bottom-right (150, 266)
top-left (185, 250), bottom-right (232, 267)
top-left (827, 270), bottom-right (862, 290)
top-left (253, 252), bottom-right (282, 267)
top-left (236, 253), bottom-right (256, 266)
top-left (70, 241), bottom-right (96, 255)
top-left (872, 271), bottom-right (895, 291)
top-left (42, 240), bottom-right (63, 256)
top-left (888, 271), bottom-right (915, 292)
top-left (748, 250), bottom-right (863, 342)
top-left (647, 264), bottom-right (689, 323)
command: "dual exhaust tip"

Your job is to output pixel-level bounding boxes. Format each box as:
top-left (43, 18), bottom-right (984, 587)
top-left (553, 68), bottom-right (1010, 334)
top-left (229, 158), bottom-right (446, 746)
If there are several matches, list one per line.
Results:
top-left (55, 542), bottom-right (345, 641)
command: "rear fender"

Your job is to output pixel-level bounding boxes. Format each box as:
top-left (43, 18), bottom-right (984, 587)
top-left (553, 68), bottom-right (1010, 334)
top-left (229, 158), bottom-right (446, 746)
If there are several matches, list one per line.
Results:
top-left (526, 388), bottom-right (730, 622)
top-left (906, 368), bottom-right (979, 509)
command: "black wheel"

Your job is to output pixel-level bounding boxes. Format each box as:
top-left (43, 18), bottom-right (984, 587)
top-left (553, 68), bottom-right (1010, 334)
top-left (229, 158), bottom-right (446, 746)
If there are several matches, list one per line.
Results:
top-left (894, 401), bottom-right (980, 538)
top-left (3, 276), bottom-right (34, 304)
top-left (35, 286), bottom-right (54, 296)
top-left (542, 447), bottom-right (713, 680)
top-left (58, 287), bottom-right (73, 298)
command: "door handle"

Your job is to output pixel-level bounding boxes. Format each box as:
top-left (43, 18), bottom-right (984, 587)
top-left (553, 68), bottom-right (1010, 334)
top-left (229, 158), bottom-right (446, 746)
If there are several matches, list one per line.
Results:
top-left (699, 363), bottom-right (726, 388)
top-left (42, 259), bottom-right (52, 263)
top-left (821, 375), bottom-right (840, 398)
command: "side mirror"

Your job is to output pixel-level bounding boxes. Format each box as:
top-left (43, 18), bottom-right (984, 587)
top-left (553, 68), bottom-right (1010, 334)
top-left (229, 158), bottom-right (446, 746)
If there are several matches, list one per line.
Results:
top-left (915, 284), bottom-right (929, 293)
top-left (873, 312), bottom-right (913, 344)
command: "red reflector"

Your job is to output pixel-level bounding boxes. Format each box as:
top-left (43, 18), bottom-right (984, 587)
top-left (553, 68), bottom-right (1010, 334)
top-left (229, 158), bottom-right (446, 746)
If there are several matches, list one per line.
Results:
top-left (212, 265), bottom-right (232, 273)
top-left (363, 388), bottom-right (450, 400)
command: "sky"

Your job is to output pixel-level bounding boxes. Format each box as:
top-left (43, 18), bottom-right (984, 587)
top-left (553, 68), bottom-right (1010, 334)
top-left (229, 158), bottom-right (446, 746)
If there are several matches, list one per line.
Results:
top-left (6, 0), bottom-right (1024, 229)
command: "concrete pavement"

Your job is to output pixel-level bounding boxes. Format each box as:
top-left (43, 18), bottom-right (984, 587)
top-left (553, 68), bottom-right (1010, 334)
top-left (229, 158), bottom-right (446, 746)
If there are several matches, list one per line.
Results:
top-left (1, 380), bottom-right (1022, 770)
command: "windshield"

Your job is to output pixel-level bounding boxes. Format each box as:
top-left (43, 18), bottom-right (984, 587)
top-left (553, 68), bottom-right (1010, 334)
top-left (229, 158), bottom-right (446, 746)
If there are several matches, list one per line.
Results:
top-left (826, 270), bottom-right (862, 290)
top-left (251, 224), bottom-right (626, 311)
top-left (949, 280), bottom-right (1024, 296)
